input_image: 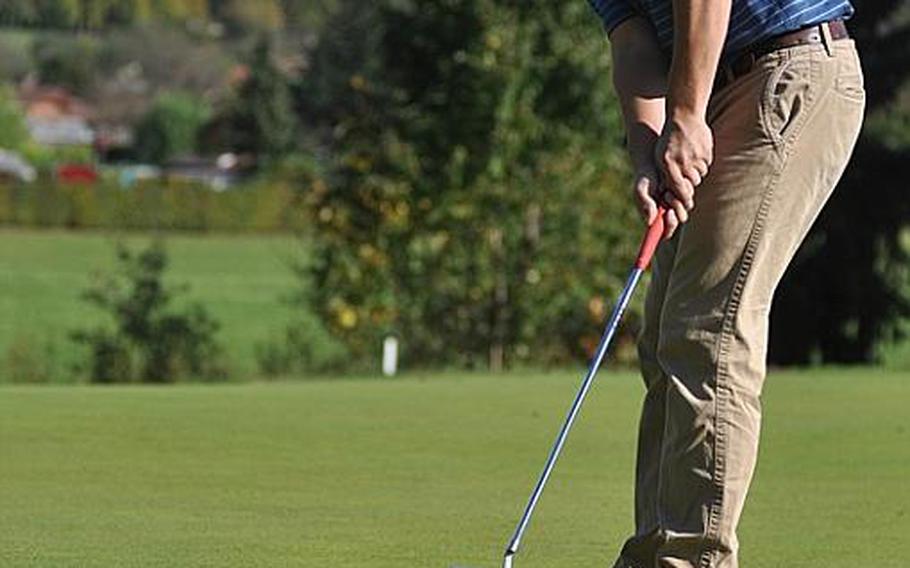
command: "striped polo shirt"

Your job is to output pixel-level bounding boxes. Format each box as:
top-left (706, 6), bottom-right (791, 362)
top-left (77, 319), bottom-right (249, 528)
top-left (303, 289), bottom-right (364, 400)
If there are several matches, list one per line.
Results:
top-left (588, 0), bottom-right (854, 56)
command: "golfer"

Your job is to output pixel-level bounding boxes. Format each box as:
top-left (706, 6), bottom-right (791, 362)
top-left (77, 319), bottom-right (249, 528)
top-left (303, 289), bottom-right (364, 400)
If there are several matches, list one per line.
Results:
top-left (587, 1), bottom-right (865, 566)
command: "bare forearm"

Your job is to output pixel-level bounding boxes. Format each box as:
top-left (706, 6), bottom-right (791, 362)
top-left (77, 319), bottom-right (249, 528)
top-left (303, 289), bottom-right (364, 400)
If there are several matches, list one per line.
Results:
top-left (667, 0), bottom-right (731, 120)
top-left (610, 18), bottom-right (668, 171)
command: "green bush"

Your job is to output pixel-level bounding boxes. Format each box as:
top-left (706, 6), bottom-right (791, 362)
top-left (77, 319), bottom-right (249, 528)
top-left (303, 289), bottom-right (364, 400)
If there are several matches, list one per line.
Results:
top-left (0, 84), bottom-right (29, 150)
top-left (134, 92), bottom-right (212, 164)
top-left (71, 241), bottom-right (227, 383)
top-left (0, 177), bottom-right (309, 232)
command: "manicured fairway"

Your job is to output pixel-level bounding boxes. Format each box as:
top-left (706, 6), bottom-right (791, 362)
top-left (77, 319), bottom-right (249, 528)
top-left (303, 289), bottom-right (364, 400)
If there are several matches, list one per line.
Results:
top-left (0, 229), bottom-right (305, 379)
top-left (1, 369), bottom-right (907, 567)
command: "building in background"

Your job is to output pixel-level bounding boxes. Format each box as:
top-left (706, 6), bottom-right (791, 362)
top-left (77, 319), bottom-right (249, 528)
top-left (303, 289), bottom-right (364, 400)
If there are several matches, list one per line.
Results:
top-left (18, 82), bottom-right (95, 147)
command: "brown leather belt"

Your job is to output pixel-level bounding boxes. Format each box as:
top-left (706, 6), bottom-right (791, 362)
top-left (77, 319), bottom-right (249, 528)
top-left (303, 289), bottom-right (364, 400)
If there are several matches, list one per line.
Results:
top-left (715, 20), bottom-right (850, 92)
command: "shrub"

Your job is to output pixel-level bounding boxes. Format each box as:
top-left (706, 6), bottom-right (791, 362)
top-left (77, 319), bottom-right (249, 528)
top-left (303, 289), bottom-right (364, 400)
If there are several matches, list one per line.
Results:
top-left (72, 241), bottom-right (227, 383)
top-left (0, 177), bottom-right (309, 232)
top-left (255, 318), bottom-right (348, 377)
top-left (0, 85), bottom-right (29, 151)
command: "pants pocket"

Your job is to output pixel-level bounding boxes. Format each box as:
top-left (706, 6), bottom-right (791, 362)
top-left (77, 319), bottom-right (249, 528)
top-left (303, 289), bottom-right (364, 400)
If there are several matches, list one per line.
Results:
top-left (759, 56), bottom-right (820, 147)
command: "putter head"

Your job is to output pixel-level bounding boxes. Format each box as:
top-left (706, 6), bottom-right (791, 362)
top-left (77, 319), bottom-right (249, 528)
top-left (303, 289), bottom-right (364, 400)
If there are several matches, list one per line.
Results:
top-left (502, 550), bottom-right (514, 568)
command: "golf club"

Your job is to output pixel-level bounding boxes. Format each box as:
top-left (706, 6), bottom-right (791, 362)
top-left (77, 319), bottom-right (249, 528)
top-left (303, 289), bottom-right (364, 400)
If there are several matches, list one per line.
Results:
top-left (501, 209), bottom-right (666, 568)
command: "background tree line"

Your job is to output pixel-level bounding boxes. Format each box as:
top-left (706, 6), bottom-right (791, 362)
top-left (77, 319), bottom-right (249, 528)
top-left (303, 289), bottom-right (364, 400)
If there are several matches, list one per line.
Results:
top-left (0, 0), bottom-right (907, 378)
top-left (769, 0), bottom-right (910, 363)
top-left (291, 0), bottom-right (910, 370)
top-left (0, 0), bottom-right (336, 32)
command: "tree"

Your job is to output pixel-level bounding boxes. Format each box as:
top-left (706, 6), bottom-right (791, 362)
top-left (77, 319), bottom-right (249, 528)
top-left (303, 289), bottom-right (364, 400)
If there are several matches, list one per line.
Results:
top-left (298, 0), bottom-right (910, 370)
top-left (33, 35), bottom-right (98, 94)
top-left (0, 0), bottom-right (38, 26)
top-left (223, 37), bottom-right (296, 159)
top-left (279, 0), bottom-right (337, 30)
top-left (297, 1), bottom-right (633, 369)
top-left (34, 0), bottom-right (80, 28)
top-left (134, 92), bottom-right (211, 164)
top-left (214, 0), bottom-right (283, 34)
top-left (104, 0), bottom-right (153, 25)
top-left (768, 1), bottom-right (910, 364)
top-left (151, 0), bottom-right (209, 22)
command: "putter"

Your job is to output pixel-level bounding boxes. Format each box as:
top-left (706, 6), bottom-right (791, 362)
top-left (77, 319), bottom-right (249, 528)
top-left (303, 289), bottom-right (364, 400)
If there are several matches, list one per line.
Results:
top-left (501, 209), bottom-right (665, 568)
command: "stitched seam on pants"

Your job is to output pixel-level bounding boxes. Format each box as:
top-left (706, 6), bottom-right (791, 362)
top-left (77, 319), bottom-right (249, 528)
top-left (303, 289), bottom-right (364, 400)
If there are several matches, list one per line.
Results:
top-left (698, 195), bottom-right (767, 567)
top-left (698, 53), bottom-right (826, 568)
top-left (697, 158), bottom-right (791, 568)
top-left (614, 554), bottom-right (647, 568)
top-left (697, 133), bottom-right (813, 564)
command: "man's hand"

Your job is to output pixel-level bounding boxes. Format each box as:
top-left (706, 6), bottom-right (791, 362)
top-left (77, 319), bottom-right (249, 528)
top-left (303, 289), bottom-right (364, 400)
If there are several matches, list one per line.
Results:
top-left (649, 0), bottom-right (730, 239)
top-left (653, 110), bottom-right (713, 238)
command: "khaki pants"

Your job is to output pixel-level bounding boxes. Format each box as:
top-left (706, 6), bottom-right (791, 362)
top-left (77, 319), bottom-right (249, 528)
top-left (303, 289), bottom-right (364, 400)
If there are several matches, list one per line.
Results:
top-left (614, 40), bottom-right (865, 567)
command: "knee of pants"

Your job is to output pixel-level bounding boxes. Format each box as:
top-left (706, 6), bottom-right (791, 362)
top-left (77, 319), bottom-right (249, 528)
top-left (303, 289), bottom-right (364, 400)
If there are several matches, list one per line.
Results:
top-left (656, 309), bottom-right (769, 412)
top-left (655, 315), bottom-right (722, 394)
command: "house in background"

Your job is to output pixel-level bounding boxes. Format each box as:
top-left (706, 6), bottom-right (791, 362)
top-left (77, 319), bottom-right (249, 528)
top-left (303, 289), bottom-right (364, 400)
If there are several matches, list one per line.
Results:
top-left (18, 82), bottom-right (95, 147)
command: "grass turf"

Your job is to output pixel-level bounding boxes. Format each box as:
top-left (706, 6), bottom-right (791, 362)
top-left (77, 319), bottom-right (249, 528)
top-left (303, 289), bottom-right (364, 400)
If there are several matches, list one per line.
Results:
top-left (1, 229), bottom-right (908, 382)
top-left (1, 368), bottom-right (907, 566)
top-left (0, 229), bottom-right (304, 379)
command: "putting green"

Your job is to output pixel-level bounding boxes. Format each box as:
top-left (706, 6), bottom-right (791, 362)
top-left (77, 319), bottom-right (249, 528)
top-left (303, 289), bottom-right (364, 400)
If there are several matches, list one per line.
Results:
top-left (1, 369), bottom-right (907, 566)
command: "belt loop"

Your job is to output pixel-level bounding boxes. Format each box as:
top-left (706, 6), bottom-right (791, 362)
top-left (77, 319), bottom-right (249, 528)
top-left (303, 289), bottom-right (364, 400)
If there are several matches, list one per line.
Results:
top-left (820, 22), bottom-right (834, 57)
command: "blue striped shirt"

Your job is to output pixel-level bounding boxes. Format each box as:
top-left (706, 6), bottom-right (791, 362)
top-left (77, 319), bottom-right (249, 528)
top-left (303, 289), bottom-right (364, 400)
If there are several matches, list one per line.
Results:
top-left (588, 0), bottom-right (854, 56)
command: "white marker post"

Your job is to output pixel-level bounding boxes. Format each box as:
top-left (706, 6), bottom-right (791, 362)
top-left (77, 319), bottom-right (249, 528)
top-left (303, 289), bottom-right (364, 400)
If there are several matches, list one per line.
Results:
top-left (382, 335), bottom-right (399, 377)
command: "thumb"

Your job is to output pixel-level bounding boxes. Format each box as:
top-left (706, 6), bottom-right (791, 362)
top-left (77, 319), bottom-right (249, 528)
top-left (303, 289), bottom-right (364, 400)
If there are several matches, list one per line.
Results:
top-left (635, 173), bottom-right (659, 225)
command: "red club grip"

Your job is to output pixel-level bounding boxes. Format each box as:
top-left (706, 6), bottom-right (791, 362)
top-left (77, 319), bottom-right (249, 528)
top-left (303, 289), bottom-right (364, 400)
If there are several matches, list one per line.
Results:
top-left (634, 206), bottom-right (666, 270)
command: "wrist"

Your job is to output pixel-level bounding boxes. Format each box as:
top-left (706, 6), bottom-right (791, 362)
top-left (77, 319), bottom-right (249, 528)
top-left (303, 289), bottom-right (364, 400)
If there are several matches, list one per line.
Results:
top-left (667, 101), bottom-right (707, 126)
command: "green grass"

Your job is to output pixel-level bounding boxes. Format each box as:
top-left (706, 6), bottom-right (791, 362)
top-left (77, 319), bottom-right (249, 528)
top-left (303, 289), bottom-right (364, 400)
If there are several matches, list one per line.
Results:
top-left (0, 229), bottom-right (306, 380)
top-left (880, 335), bottom-right (910, 369)
top-left (1, 369), bottom-right (907, 566)
top-left (1, 229), bottom-right (908, 382)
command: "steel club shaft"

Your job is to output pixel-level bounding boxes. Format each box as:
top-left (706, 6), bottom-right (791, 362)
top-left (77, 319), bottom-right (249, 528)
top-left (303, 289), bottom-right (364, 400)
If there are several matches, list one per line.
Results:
top-left (501, 210), bottom-right (665, 568)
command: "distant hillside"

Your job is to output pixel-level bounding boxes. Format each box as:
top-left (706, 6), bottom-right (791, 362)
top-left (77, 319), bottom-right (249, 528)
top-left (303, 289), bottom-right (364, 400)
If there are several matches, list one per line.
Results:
top-left (0, 0), bottom-right (337, 33)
